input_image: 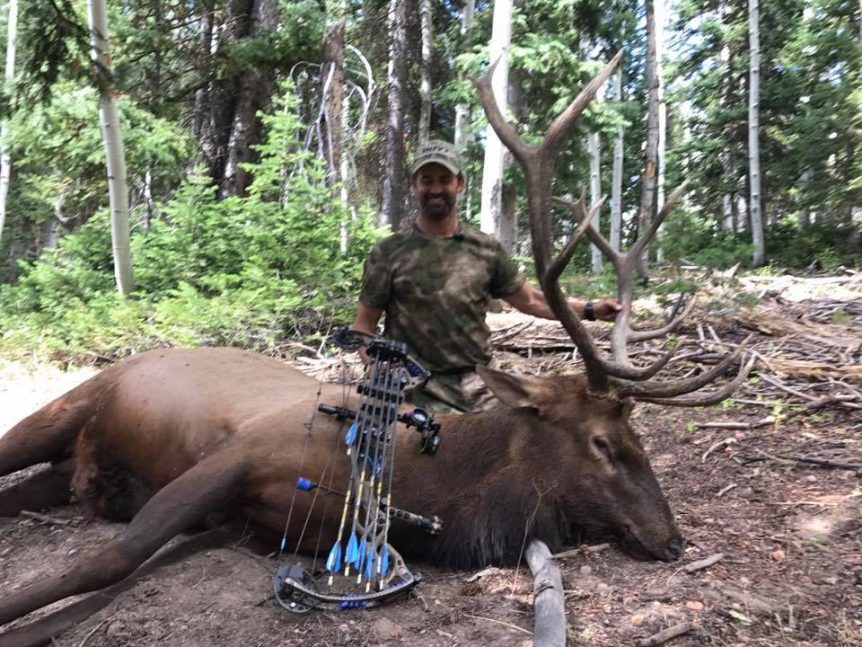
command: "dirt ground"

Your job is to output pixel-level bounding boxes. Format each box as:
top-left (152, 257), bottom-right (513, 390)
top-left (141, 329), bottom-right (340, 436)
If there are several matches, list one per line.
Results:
top-left (1, 275), bottom-right (860, 646)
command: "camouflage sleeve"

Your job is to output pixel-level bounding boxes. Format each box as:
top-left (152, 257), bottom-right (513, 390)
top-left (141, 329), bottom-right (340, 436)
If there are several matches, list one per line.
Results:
top-left (358, 242), bottom-right (392, 309)
top-left (489, 241), bottom-right (525, 298)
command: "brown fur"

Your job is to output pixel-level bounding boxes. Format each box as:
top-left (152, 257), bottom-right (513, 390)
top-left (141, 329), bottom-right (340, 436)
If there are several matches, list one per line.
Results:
top-left (0, 347), bottom-right (682, 642)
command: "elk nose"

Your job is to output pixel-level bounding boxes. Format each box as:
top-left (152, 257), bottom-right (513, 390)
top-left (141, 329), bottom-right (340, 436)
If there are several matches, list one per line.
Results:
top-left (666, 537), bottom-right (685, 561)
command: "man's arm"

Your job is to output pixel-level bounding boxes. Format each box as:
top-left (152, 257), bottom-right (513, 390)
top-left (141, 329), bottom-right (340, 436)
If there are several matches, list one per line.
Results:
top-left (502, 282), bottom-right (621, 322)
top-left (352, 302), bottom-right (384, 336)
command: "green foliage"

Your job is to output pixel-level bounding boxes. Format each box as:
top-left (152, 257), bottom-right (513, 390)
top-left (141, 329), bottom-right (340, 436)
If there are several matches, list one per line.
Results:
top-left (0, 84), bottom-right (194, 282)
top-left (0, 82), bottom-right (380, 361)
top-left (764, 220), bottom-right (861, 271)
top-left (669, 0), bottom-right (861, 266)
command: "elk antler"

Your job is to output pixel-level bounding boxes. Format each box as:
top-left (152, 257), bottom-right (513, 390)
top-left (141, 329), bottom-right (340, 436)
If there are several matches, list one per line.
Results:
top-left (473, 51), bottom-right (754, 404)
top-left (472, 51), bottom-right (623, 396)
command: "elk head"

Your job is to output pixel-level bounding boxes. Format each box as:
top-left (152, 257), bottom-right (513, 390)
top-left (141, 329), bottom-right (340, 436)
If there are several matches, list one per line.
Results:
top-left (477, 366), bottom-right (683, 561)
top-left (472, 52), bottom-right (754, 560)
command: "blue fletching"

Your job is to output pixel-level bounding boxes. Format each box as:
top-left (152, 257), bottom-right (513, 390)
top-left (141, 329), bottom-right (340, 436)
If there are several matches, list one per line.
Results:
top-left (346, 532), bottom-right (360, 565)
top-left (344, 422), bottom-right (358, 445)
top-left (357, 539), bottom-right (367, 571)
top-left (296, 477), bottom-right (314, 491)
top-left (364, 545), bottom-right (376, 580)
top-left (379, 546), bottom-right (390, 577)
top-left (326, 541), bottom-right (343, 573)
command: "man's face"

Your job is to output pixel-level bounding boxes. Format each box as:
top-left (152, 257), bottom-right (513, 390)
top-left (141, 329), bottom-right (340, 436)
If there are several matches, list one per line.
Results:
top-left (411, 163), bottom-right (464, 221)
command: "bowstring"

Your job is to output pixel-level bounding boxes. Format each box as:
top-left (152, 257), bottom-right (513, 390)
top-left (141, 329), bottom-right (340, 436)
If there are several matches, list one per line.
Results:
top-left (277, 372), bottom-right (323, 558)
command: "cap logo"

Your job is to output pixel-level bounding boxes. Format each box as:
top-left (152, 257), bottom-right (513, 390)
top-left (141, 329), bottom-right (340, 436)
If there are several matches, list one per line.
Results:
top-left (410, 139), bottom-right (463, 176)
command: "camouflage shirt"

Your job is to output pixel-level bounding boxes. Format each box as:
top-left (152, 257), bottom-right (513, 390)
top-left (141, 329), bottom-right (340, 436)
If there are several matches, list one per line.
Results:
top-left (359, 222), bottom-right (524, 374)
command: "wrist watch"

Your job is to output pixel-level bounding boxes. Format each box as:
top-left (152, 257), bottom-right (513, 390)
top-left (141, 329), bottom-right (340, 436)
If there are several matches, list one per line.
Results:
top-left (583, 301), bottom-right (596, 321)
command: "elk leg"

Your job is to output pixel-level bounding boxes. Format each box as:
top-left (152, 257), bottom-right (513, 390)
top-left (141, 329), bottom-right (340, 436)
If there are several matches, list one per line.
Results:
top-left (0, 460), bottom-right (73, 517)
top-left (0, 448), bottom-right (248, 629)
top-left (0, 528), bottom-right (235, 647)
top-left (0, 382), bottom-right (102, 477)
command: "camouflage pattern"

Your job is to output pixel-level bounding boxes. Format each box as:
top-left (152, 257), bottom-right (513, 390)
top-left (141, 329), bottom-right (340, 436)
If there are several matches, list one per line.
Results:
top-left (359, 222), bottom-right (524, 411)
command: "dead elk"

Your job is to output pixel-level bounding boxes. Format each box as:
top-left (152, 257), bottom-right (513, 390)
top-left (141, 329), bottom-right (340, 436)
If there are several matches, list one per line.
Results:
top-left (0, 346), bottom-right (690, 642)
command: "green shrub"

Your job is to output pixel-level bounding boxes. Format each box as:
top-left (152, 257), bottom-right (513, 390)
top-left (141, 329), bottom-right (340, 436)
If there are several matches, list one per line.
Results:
top-left (0, 81), bottom-right (381, 362)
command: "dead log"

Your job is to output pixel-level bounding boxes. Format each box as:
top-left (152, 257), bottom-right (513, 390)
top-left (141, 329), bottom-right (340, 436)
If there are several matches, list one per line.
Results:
top-left (526, 539), bottom-right (566, 647)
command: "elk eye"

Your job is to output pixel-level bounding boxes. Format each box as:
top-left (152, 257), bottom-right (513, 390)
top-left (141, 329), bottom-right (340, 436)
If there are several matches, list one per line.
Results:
top-left (592, 437), bottom-right (612, 461)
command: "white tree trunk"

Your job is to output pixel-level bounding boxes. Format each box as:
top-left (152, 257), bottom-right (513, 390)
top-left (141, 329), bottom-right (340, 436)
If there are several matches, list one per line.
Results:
top-left (480, 0), bottom-right (511, 237)
top-left (587, 129), bottom-right (603, 273)
top-left (655, 0), bottom-right (667, 263)
top-left (454, 0), bottom-right (476, 153)
top-left (610, 68), bottom-right (623, 252)
top-left (418, 0), bottom-right (432, 143)
top-left (581, 34), bottom-right (605, 272)
top-left (88, 0), bottom-right (133, 294)
top-left (638, 0), bottom-right (660, 273)
top-left (0, 0), bottom-right (18, 248)
top-left (748, 0), bottom-right (764, 266)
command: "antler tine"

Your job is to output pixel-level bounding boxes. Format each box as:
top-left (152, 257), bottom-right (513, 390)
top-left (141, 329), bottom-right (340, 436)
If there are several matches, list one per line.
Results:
top-left (615, 335), bottom-right (754, 399)
top-left (546, 196), bottom-right (606, 286)
top-left (542, 51), bottom-right (624, 157)
top-left (471, 56), bottom-right (534, 167)
top-left (552, 194), bottom-right (682, 381)
top-left (628, 297), bottom-right (697, 342)
top-left (629, 181), bottom-right (689, 260)
top-left (635, 355), bottom-right (756, 407)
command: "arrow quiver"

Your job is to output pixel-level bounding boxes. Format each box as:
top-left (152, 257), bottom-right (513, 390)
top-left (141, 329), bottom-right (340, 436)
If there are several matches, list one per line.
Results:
top-left (273, 329), bottom-right (443, 613)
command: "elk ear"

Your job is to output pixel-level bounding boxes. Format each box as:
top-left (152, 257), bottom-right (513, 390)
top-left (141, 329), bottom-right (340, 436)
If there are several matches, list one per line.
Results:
top-left (476, 366), bottom-right (555, 411)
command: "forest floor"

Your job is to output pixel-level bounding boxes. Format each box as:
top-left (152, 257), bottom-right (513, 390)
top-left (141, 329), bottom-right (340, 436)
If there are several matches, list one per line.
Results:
top-left (0, 270), bottom-right (860, 646)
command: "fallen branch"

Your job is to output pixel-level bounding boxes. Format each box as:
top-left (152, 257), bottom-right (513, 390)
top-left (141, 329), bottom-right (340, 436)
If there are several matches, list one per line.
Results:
top-left (716, 483), bottom-right (737, 497)
top-left (553, 543), bottom-right (611, 559)
top-left (638, 622), bottom-right (696, 647)
top-left (701, 438), bottom-right (736, 462)
top-left (525, 539), bottom-right (566, 647)
top-left (20, 510), bottom-right (72, 526)
top-left (683, 553), bottom-right (725, 573)
top-left (745, 448), bottom-right (861, 470)
top-left (465, 613), bottom-right (532, 636)
top-left (696, 417), bottom-right (774, 430)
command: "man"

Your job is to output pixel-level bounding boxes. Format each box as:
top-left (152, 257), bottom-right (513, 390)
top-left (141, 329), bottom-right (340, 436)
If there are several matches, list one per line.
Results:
top-left (352, 139), bottom-right (620, 412)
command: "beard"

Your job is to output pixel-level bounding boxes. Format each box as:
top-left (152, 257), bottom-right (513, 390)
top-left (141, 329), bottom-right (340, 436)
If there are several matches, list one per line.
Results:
top-left (420, 193), bottom-right (456, 221)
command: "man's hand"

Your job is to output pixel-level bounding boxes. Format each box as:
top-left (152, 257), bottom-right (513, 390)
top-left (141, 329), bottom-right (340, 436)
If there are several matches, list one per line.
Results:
top-left (593, 299), bottom-right (622, 322)
top-left (352, 303), bottom-right (384, 365)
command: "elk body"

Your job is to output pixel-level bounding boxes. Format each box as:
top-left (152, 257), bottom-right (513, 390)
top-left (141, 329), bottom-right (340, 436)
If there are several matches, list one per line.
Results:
top-left (1, 346), bottom-right (682, 644)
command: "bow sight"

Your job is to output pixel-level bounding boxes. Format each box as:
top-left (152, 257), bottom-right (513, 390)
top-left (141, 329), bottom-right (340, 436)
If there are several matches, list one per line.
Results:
top-left (273, 329), bottom-right (443, 612)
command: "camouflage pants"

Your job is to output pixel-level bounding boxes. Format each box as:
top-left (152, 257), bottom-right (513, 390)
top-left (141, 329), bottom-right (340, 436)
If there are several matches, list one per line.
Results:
top-left (406, 363), bottom-right (499, 414)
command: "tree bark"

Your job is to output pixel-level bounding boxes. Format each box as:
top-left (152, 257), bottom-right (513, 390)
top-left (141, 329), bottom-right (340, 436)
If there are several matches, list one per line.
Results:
top-left (322, 20), bottom-right (345, 184)
top-left (638, 0), bottom-right (660, 274)
top-left (480, 0), bottom-right (512, 237)
top-left (454, 0), bottom-right (476, 153)
top-left (525, 540), bottom-right (566, 647)
top-left (748, 0), bottom-right (764, 266)
top-left (418, 0), bottom-right (432, 143)
top-left (220, 0), bottom-right (280, 197)
top-left (88, 0), bottom-right (133, 294)
top-left (0, 0), bottom-right (18, 249)
top-left (380, 0), bottom-right (408, 230)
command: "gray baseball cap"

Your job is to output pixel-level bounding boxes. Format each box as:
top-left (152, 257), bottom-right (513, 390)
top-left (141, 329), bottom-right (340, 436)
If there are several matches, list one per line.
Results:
top-left (410, 139), bottom-right (463, 176)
